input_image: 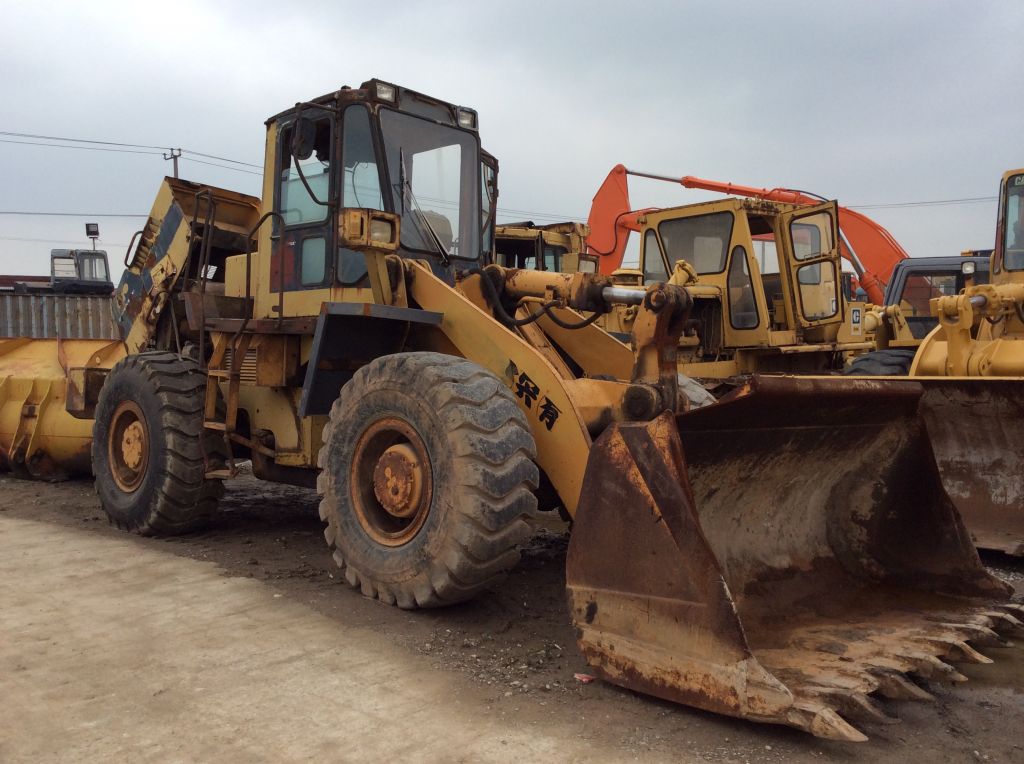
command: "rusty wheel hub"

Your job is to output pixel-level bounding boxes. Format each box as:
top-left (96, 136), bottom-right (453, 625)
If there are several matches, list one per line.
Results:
top-left (351, 418), bottom-right (433, 546)
top-left (372, 443), bottom-right (424, 519)
top-left (108, 401), bottom-right (149, 493)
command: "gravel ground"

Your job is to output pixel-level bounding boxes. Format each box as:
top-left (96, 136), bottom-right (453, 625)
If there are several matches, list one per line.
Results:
top-left (2, 471), bottom-right (1023, 762)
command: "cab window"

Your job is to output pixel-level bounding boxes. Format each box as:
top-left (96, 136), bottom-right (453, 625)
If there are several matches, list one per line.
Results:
top-left (279, 116), bottom-right (332, 227)
top-left (642, 229), bottom-right (668, 283)
top-left (727, 247), bottom-right (758, 329)
top-left (1005, 177), bottom-right (1024, 270)
top-left (338, 105), bottom-right (384, 286)
top-left (658, 212), bottom-right (733, 274)
top-left (790, 212), bottom-right (833, 260)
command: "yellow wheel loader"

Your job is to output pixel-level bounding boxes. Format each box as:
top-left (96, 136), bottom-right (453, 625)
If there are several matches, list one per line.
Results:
top-left (843, 171), bottom-right (1024, 555)
top-left (530, 182), bottom-right (1024, 558)
top-left (1, 81), bottom-right (1021, 741)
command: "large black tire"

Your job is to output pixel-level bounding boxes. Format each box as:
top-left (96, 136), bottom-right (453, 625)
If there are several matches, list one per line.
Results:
top-left (843, 348), bottom-right (916, 376)
top-left (317, 352), bottom-right (538, 609)
top-left (92, 351), bottom-right (225, 535)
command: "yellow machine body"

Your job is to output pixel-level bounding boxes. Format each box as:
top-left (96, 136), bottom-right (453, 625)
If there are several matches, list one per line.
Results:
top-left (0, 81), bottom-right (1019, 742)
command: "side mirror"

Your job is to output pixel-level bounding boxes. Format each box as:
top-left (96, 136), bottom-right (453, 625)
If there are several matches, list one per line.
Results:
top-left (291, 118), bottom-right (317, 161)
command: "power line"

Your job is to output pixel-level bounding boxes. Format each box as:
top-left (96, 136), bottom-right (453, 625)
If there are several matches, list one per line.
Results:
top-left (849, 196), bottom-right (997, 210)
top-left (0, 138), bottom-right (164, 156)
top-left (0, 211), bottom-right (147, 217)
top-left (0, 130), bottom-right (172, 150)
top-left (179, 150), bottom-right (261, 169)
top-left (0, 235), bottom-right (131, 247)
top-left (180, 156), bottom-right (263, 176)
top-left (0, 130), bottom-right (261, 168)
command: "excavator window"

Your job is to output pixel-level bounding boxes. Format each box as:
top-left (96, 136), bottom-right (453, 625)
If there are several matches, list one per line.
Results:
top-left (797, 261), bottom-right (839, 320)
top-left (657, 212), bottom-right (733, 274)
top-left (642, 229), bottom-right (667, 284)
top-left (727, 246), bottom-right (759, 329)
top-left (791, 215), bottom-right (829, 260)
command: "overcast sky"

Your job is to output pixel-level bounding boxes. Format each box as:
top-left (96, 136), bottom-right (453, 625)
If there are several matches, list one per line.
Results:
top-left (0, 1), bottom-right (1020, 275)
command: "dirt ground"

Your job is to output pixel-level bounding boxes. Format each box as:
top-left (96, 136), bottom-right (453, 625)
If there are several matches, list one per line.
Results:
top-left (2, 472), bottom-right (1023, 763)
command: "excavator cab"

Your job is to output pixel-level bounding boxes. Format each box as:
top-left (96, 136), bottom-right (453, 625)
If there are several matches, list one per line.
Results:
top-left (635, 198), bottom-right (851, 373)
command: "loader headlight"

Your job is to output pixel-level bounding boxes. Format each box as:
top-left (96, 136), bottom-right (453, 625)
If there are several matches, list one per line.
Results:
top-left (339, 208), bottom-right (400, 253)
top-left (375, 81), bottom-right (398, 103)
top-left (962, 261), bottom-right (977, 275)
top-left (457, 108), bottom-right (478, 130)
top-left (369, 218), bottom-right (395, 244)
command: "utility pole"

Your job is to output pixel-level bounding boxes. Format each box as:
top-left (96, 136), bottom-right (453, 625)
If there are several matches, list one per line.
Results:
top-left (163, 148), bottom-right (183, 178)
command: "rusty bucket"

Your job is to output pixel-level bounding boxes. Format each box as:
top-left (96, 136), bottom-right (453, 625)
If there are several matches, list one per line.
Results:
top-left (566, 375), bottom-right (1020, 741)
top-left (918, 379), bottom-right (1024, 556)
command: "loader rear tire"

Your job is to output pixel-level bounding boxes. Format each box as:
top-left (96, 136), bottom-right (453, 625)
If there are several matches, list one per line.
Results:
top-left (92, 351), bottom-right (225, 535)
top-left (317, 352), bottom-right (538, 609)
top-left (842, 348), bottom-right (916, 376)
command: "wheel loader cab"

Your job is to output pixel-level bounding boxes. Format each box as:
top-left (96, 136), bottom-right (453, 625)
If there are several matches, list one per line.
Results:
top-left (637, 198), bottom-right (844, 368)
top-left (249, 79), bottom-right (485, 322)
top-left (997, 171), bottom-right (1024, 273)
top-left (493, 222), bottom-right (595, 272)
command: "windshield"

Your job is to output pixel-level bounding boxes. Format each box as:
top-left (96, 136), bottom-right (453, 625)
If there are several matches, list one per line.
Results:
top-left (380, 109), bottom-right (481, 261)
top-left (657, 212), bottom-right (733, 274)
top-left (1005, 174), bottom-right (1024, 270)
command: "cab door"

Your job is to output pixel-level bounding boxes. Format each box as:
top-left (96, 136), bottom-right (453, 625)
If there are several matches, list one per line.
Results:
top-left (778, 201), bottom-right (843, 329)
top-left (269, 107), bottom-right (337, 316)
top-left (722, 211), bottom-right (770, 347)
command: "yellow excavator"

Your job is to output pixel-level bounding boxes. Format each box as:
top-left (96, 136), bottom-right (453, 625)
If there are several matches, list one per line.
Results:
top-left (0, 81), bottom-right (1021, 742)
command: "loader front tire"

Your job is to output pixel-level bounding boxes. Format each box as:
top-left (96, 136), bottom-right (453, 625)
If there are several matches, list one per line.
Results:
top-left (843, 348), bottom-right (916, 376)
top-left (317, 352), bottom-right (538, 608)
top-left (92, 352), bottom-right (225, 535)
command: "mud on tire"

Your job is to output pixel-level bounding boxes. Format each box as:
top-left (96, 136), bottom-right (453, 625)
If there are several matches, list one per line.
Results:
top-left (92, 351), bottom-right (225, 535)
top-left (843, 348), bottom-right (916, 376)
top-left (317, 352), bottom-right (539, 609)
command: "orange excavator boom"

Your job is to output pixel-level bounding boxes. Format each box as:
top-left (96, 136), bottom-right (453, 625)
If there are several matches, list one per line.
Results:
top-left (585, 164), bottom-right (909, 304)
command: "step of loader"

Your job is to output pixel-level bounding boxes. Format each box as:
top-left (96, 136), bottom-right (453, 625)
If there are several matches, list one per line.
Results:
top-left (566, 376), bottom-right (1018, 742)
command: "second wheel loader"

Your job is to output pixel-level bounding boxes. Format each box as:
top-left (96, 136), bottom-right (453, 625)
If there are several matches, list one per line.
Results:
top-left (0, 80), bottom-right (1020, 742)
top-left (570, 164), bottom-right (1024, 557)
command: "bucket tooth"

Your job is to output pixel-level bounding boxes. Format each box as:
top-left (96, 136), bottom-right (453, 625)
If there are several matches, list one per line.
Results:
top-left (921, 638), bottom-right (993, 665)
top-left (872, 672), bottom-right (935, 702)
top-left (802, 687), bottom-right (899, 726)
top-left (789, 703), bottom-right (868, 743)
top-left (981, 610), bottom-right (1024, 634)
top-left (894, 651), bottom-right (967, 683)
top-left (944, 622), bottom-right (1007, 647)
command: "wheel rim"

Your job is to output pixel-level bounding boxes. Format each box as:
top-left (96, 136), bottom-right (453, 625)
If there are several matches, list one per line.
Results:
top-left (350, 417), bottom-right (433, 547)
top-left (108, 400), bottom-right (149, 493)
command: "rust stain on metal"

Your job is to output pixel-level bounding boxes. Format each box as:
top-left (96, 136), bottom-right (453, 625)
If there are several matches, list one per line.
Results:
top-left (566, 377), bottom-right (1018, 741)
top-left (918, 379), bottom-right (1024, 556)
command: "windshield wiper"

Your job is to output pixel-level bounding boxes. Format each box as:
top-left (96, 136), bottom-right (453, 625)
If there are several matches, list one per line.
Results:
top-left (397, 148), bottom-right (451, 265)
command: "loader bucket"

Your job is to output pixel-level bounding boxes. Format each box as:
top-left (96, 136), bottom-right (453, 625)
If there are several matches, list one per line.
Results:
top-left (566, 375), bottom-right (1019, 741)
top-left (919, 379), bottom-right (1024, 556)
